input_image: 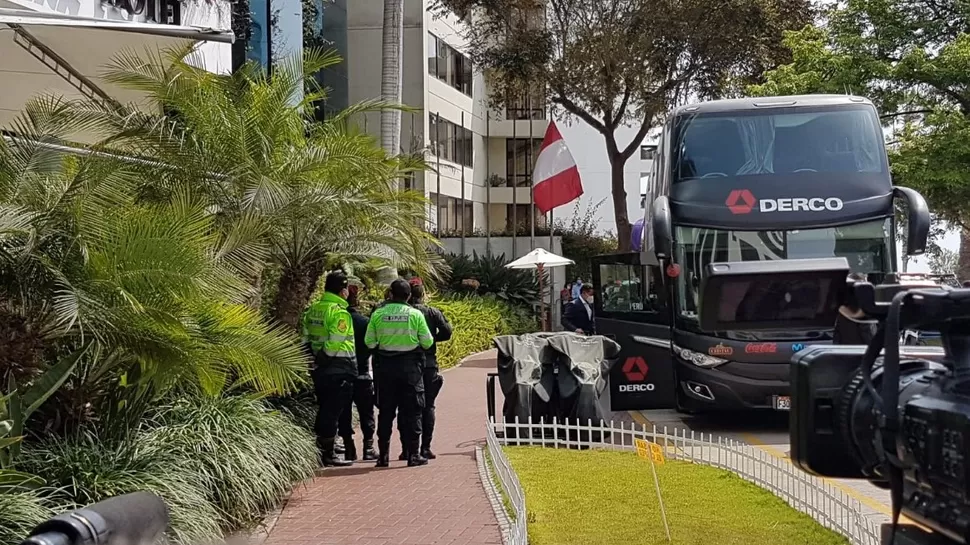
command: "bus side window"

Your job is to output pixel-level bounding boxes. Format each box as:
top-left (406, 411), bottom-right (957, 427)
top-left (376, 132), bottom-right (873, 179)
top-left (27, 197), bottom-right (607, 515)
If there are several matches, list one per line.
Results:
top-left (598, 264), bottom-right (663, 314)
top-left (645, 265), bottom-right (665, 311)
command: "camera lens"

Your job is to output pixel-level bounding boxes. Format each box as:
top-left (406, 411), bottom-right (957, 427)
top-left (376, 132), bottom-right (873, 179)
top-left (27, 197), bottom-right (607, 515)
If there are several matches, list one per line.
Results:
top-left (835, 360), bottom-right (937, 480)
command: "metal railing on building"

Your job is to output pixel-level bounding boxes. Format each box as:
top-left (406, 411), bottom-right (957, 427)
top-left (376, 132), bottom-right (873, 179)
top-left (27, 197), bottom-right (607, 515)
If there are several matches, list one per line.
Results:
top-left (484, 417), bottom-right (881, 545)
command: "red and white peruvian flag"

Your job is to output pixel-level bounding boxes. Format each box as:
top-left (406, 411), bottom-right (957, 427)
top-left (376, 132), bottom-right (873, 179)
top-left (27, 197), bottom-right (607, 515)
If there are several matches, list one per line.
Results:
top-left (532, 120), bottom-right (583, 214)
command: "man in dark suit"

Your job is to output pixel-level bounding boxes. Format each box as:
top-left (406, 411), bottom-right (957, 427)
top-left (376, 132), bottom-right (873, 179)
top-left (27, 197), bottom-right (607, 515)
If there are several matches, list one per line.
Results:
top-left (562, 283), bottom-right (595, 335)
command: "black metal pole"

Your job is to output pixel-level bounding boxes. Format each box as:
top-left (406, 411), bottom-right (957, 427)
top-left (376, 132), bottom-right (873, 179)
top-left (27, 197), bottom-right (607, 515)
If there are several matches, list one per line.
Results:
top-left (460, 110), bottom-right (466, 254)
top-left (529, 97), bottom-right (536, 251)
top-left (436, 112), bottom-right (442, 232)
top-left (486, 110), bottom-right (491, 257)
top-left (512, 113), bottom-right (517, 256)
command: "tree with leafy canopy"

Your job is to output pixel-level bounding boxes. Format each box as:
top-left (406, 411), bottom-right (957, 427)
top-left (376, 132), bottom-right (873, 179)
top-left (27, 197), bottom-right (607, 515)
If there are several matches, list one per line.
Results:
top-left (62, 47), bottom-right (442, 329)
top-left (0, 98), bottom-right (309, 438)
top-left (433, 0), bottom-right (813, 250)
top-left (747, 0), bottom-right (970, 278)
top-left (930, 247), bottom-right (959, 277)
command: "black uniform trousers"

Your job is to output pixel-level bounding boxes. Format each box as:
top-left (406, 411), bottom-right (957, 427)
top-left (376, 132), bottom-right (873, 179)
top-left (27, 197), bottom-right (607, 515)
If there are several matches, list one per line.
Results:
top-left (337, 378), bottom-right (376, 441)
top-left (312, 367), bottom-right (355, 443)
top-left (397, 361), bottom-right (444, 450)
top-left (375, 352), bottom-right (425, 445)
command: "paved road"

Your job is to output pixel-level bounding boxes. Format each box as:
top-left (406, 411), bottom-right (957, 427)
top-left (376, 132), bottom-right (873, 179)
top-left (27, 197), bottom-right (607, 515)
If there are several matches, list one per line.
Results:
top-left (265, 351), bottom-right (504, 545)
top-left (632, 408), bottom-right (896, 527)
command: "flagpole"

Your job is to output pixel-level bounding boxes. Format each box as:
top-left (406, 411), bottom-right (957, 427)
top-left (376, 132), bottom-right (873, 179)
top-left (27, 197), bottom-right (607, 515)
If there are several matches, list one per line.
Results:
top-left (460, 110), bottom-right (466, 255)
top-left (436, 112), bottom-right (442, 233)
top-left (529, 91), bottom-right (536, 251)
top-left (548, 102), bottom-right (555, 330)
top-left (485, 110), bottom-right (491, 257)
top-left (512, 109), bottom-right (518, 257)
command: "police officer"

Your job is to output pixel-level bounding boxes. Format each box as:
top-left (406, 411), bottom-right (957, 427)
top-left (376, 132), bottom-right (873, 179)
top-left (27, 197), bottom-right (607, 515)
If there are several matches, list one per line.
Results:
top-left (365, 278), bottom-right (434, 467)
top-left (336, 284), bottom-right (378, 461)
top-left (301, 271), bottom-right (356, 467)
top-left (397, 277), bottom-right (452, 461)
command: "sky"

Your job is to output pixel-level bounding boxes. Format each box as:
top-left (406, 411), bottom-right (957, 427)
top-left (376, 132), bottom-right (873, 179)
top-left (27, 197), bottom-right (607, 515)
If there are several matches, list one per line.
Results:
top-left (556, 117), bottom-right (960, 274)
top-left (557, 121), bottom-right (645, 234)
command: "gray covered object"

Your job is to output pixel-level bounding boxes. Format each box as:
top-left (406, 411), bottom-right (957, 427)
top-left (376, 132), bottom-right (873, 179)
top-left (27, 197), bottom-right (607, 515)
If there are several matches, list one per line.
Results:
top-left (493, 333), bottom-right (559, 425)
top-left (546, 333), bottom-right (621, 425)
top-left (493, 332), bottom-right (621, 433)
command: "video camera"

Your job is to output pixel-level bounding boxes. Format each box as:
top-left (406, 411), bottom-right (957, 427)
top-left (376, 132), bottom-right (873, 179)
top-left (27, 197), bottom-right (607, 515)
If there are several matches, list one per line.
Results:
top-left (698, 258), bottom-right (970, 545)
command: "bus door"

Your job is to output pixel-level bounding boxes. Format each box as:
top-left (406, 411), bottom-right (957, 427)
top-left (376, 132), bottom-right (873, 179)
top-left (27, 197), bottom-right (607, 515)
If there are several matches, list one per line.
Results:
top-left (593, 254), bottom-right (676, 411)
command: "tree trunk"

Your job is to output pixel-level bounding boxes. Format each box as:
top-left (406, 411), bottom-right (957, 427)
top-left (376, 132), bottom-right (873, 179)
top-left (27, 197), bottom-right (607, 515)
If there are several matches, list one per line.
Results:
top-left (610, 154), bottom-right (632, 251)
top-left (380, 0), bottom-right (403, 157)
top-left (959, 228), bottom-right (970, 283)
top-left (271, 261), bottom-right (326, 329)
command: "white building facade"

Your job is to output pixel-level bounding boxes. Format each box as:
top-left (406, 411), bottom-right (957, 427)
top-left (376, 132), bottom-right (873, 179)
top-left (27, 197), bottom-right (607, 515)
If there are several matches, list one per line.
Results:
top-left (0, 0), bottom-right (233, 140)
top-left (347, 1), bottom-right (546, 236)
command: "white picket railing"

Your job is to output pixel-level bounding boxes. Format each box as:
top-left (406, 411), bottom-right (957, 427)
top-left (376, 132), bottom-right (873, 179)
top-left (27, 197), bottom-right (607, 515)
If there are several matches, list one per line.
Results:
top-left (483, 417), bottom-right (881, 545)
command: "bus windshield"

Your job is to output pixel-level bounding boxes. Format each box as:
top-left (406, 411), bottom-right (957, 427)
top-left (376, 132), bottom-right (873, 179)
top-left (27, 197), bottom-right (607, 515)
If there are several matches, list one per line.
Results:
top-left (675, 219), bottom-right (893, 320)
top-left (673, 106), bottom-right (885, 182)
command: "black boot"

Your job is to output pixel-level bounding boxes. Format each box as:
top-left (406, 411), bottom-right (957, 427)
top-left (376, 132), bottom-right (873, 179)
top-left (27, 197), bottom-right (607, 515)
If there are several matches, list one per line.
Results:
top-left (319, 437), bottom-right (352, 467)
top-left (398, 437), bottom-right (408, 461)
top-left (376, 440), bottom-right (390, 468)
top-left (342, 436), bottom-right (357, 461)
top-left (407, 441), bottom-right (428, 467)
top-left (362, 438), bottom-right (378, 461)
top-left (421, 431), bottom-right (436, 459)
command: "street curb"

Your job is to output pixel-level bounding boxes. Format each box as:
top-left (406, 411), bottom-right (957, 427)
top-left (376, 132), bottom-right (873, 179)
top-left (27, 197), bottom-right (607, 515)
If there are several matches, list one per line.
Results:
top-left (476, 445), bottom-right (514, 545)
top-left (441, 347), bottom-right (497, 373)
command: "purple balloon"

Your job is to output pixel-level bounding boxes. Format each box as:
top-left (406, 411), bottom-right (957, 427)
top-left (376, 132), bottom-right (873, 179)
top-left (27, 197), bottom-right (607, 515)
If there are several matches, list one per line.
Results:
top-left (631, 218), bottom-right (644, 251)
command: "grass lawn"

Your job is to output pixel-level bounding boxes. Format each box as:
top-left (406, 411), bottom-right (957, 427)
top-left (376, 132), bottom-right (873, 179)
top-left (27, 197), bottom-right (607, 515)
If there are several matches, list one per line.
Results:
top-left (504, 447), bottom-right (849, 545)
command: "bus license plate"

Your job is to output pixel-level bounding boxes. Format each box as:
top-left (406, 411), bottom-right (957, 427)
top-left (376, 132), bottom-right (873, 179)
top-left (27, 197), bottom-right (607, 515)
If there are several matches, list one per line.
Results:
top-left (772, 396), bottom-right (791, 411)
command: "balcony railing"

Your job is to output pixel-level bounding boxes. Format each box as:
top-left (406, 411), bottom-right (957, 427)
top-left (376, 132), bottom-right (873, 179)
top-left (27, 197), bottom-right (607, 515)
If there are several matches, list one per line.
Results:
top-left (505, 91), bottom-right (546, 120)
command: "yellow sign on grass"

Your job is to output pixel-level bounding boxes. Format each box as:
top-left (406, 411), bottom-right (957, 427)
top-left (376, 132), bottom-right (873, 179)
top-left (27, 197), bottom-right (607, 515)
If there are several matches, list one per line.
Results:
top-left (634, 438), bottom-right (665, 465)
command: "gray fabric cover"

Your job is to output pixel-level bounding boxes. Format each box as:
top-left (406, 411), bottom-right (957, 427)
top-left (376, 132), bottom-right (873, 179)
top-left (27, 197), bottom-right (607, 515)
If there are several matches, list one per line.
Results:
top-left (493, 332), bottom-right (621, 428)
top-left (493, 333), bottom-right (558, 425)
top-left (546, 333), bottom-right (621, 425)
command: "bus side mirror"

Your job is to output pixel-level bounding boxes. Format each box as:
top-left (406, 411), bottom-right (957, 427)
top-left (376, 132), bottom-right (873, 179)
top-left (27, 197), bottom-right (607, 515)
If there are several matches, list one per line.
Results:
top-left (651, 196), bottom-right (673, 260)
top-left (893, 186), bottom-right (930, 256)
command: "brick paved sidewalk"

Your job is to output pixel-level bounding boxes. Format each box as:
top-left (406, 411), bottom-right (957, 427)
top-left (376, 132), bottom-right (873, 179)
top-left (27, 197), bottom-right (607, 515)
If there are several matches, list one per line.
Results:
top-left (265, 350), bottom-right (503, 545)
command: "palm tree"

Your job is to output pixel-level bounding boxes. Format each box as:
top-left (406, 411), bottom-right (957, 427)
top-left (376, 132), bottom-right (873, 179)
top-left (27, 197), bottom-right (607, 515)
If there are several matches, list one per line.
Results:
top-left (61, 46), bottom-right (442, 328)
top-left (0, 97), bottom-right (309, 436)
top-left (380, 0), bottom-right (404, 157)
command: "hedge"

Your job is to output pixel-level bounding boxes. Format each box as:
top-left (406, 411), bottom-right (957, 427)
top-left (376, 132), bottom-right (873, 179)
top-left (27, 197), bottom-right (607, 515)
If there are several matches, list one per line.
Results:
top-left (433, 295), bottom-right (537, 369)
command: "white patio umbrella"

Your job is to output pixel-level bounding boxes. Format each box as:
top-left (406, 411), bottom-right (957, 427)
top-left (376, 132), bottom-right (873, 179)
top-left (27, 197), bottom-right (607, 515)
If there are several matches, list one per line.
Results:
top-left (506, 248), bottom-right (574, 331)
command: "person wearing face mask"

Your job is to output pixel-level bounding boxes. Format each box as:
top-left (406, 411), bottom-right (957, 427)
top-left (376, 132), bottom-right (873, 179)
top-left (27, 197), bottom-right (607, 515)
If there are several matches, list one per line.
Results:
top-left (561, 283), bottom-right (596, 335)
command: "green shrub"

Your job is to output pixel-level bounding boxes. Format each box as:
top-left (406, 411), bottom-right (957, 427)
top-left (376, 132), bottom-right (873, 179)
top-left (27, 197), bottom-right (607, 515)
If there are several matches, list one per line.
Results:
top-left (265, 385), bottom-right (318, 431)
top-left (434, 295), bottom-right (537, 370)
top-left (142, 396), bottom-right (318, 529)
top-left (18, 433), bottom-right (222, 545)
top-left (0, 489), bottom-right (55, 545)
top-left (17, 395), bottom-right (317, 544)
top-left (442, 252), bottom-right (544, 309)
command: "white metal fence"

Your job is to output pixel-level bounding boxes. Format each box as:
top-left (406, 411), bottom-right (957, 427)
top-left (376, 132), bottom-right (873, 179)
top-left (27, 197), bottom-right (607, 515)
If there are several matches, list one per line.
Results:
top-left (484, 417), bottom-right (881, 545)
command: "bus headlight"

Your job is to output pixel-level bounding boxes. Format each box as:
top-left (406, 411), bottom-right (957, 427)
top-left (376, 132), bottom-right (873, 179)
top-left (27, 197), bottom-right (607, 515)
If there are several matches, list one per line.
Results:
top-left (672, 344), bottom-right (728, 368)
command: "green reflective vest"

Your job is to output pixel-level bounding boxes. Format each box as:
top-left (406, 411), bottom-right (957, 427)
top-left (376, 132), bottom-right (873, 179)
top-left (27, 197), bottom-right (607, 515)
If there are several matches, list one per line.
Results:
top-left (301, 291), bottom-right (356, 361)
top-left (364, 302), bottom-right (433, 354)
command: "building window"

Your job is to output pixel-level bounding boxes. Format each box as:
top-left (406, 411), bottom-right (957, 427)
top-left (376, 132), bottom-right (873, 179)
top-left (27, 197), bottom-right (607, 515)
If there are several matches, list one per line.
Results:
top-left (506, 88), bottom-right (546, 120)
top-left (640, 145), bottom-right (657, 161)
top-left (506, 204), bottom-right (541, 231)
top-left (427, 33), bottom-right (473, 96)
top-left (246, 0), bottom-right (270, 68)
top-left (506, 138), bottom-right (543, 187)
top-left (431, 193), bottom-right (473, 234)
top-left (430, 115), bottom-right (474, 168)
